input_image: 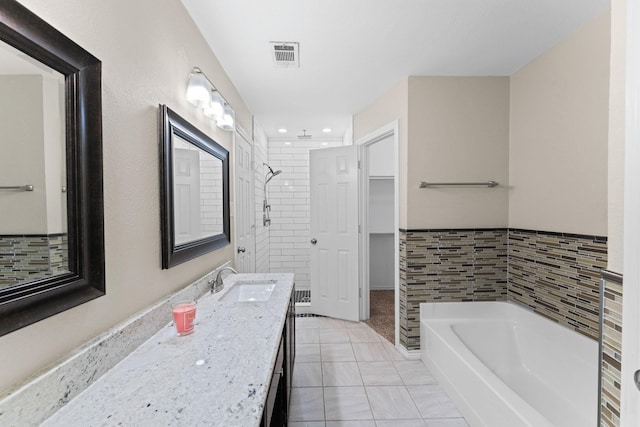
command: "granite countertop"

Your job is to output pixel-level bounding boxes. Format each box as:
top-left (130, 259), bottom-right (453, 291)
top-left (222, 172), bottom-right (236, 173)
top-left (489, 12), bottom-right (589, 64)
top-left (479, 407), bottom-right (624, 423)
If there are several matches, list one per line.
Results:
top-left (42, 273), bottom-right (295, 427)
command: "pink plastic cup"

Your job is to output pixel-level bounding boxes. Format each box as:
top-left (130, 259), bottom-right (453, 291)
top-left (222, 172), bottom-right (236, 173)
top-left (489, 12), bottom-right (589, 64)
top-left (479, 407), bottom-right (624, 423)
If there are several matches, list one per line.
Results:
top-left (172, 301), bottom-right (196, 336)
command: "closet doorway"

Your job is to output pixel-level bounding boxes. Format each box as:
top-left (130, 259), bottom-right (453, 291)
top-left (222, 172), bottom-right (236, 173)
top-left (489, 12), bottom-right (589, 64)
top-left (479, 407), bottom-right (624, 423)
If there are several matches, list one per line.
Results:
top-left (357, 122), bottom-right (399, 346)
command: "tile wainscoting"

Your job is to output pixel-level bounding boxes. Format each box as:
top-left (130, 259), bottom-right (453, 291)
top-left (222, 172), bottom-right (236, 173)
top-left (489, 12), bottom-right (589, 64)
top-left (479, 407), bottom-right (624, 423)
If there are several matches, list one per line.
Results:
top-left (600, 270), bottom-right (623, 427)
top-left (508, 229), bottom-right (607, 340)
top-left (399, 229), bottom-right (508, 349)
top-left (0, 234), bottom-right (68, 288)
top-left (400, 228), bottom-right (607, 350)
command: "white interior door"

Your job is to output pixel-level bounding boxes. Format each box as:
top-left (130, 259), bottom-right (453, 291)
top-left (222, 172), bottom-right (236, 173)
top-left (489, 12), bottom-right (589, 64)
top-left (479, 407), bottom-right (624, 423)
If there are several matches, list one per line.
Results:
top-left (173, 148), bottom-right (201, 245)
top-left (310, 145), bottom-right (359, 322)
top-left (234, 131), bottom-right (255, 273)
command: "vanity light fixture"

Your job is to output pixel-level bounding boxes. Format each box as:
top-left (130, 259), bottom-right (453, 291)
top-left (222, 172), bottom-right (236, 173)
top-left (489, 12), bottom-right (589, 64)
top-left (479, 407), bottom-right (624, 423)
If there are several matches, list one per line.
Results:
top-left (186, 67), bottom-right (235, 131)
top-left (322, 128), bottom-right (331, 133)
top-left (203, 90), bottom-right (224, 120)
top-left (185, 70), bottom-right (209, 108)
top-left (217, 103), bottom-right (235, 131)
top-left (278, 128), bottom-right (287, 133)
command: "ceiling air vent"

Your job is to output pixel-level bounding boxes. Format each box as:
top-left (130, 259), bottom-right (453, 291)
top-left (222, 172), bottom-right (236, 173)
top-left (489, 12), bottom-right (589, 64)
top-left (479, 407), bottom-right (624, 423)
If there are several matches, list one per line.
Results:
top-left (270, 42), bottom-right (299, 68)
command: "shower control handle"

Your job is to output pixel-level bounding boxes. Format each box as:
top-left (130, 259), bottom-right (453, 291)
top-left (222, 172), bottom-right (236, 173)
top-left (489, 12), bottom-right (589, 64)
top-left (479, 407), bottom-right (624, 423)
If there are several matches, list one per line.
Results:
top-left (237, 247), bottom-right (246, 253)
top-left (311, 238), bottom-right (317, 245)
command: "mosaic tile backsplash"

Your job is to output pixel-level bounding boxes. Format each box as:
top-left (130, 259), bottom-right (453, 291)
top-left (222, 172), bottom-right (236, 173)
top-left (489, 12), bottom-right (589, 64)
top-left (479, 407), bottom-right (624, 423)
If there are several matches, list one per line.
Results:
top-left (600, 272), bottom-right (622, 427)
top-left (400, 228), bottom-right (607, 350)
top-left (0, 234), bottom-right (69, 288)
top-left (400, 229), bottom-right (508, 349)
top-left (508, 229), bottom-right (607, 340)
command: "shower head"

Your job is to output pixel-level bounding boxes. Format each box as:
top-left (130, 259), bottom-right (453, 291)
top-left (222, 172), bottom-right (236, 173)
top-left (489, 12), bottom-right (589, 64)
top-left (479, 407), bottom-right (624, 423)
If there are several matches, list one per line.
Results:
top-left (265, 170), bottom-right (282, 185)
top-left (264, 163), bottom-right (275, 174)
top-left (263, 163), bottom-right (282, 185)
top-left (263, 163), bottom-right (277, 175)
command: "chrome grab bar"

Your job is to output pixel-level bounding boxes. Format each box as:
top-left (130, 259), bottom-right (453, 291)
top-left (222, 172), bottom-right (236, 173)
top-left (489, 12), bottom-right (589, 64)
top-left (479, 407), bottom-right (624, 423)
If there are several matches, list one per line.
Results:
top-left (419, 181), bottom-right (498, 188)
top-left (0, 185), bottom-right (34, 191)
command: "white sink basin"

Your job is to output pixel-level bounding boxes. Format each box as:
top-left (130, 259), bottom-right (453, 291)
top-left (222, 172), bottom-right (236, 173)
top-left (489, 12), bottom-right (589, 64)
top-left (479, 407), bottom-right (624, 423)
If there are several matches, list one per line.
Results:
top-left (219, 280), bottom-right (277, 302)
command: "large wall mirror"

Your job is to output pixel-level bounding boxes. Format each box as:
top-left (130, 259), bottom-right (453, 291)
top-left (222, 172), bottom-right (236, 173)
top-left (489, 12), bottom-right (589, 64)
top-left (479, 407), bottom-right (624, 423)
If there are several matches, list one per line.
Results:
top-left (159, 105), bottom-right (230, 268)
top-left (0, 1), bottom-right (104, 335)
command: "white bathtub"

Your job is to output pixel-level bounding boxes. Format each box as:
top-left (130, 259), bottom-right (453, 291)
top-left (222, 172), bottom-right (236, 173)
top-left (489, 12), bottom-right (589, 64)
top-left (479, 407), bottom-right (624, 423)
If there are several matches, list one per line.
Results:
top-left (420, 301), bottom-right (598, 427)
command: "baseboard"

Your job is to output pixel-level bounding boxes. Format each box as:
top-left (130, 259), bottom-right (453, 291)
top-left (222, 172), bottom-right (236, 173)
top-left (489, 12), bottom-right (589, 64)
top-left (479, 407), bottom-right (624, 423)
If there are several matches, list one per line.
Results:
top-left (396, 344), bottom-right (421, 360)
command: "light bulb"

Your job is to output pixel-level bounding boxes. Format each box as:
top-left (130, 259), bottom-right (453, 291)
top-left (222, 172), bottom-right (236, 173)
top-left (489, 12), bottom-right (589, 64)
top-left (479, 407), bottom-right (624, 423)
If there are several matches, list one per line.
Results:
top-left (204, 90), bottom-right (224, 119)
top-left (186, 71), bottom-right (210, 108)
top-left (217, 104), bottom-right (235, 131)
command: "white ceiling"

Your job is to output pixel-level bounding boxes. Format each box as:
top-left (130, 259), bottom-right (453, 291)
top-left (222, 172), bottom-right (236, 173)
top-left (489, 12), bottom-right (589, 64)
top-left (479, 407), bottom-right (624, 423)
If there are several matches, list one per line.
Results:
top-left (181, 0), bottom-right (610, 140)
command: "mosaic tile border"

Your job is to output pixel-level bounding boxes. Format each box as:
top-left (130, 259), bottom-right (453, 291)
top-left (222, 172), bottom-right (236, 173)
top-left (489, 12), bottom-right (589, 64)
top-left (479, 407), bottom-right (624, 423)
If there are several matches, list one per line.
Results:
top-left (600, 270), bottom-right (622, 427)
top-left (400, 227), bottom-right (608, 351)
top-left (400, 228), bottom-right (508, 349)
top-left (0, 234), bottom-right (69, 288)
top-left (507, 229), bottom-right (607, 340)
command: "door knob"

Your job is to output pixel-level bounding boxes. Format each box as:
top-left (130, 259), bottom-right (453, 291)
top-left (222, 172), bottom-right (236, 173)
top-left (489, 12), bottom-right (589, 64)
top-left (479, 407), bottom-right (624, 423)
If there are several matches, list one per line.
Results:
top-left (237, 247), bottom-right (246, 253)
top-left (310, 238), bottom-right (317, 245)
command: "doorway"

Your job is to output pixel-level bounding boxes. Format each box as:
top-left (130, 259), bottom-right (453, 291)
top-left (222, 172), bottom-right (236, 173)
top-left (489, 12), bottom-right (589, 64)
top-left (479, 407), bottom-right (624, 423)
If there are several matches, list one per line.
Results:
top-left (305, 125), bottom-right (399, 343)
top-left (357, 122), bottom-right (399, 345)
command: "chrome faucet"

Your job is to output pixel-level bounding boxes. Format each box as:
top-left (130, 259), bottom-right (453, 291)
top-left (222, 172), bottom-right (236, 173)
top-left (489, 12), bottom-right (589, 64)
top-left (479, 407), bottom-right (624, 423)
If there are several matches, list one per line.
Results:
top-left (209, 266), bottom-right (238, 293)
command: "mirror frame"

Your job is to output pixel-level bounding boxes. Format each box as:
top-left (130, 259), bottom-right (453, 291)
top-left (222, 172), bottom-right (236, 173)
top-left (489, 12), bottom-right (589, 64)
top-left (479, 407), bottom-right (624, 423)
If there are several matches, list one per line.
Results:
top-left (159, 105), bottom-right (230, 269)
top-left (0, 1), bottom-right (105, 336)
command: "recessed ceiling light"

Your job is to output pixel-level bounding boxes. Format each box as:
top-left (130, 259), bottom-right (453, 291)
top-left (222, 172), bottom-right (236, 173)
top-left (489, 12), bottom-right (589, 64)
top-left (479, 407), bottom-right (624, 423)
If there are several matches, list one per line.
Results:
top-left (284, 141), bottom-right (292, 145)
top-left (321, 142), bottom-right (329, 146)
top-left (278, 128), bottom-right (287, 133)
top-left (322, 128), bottom-right (331, 133)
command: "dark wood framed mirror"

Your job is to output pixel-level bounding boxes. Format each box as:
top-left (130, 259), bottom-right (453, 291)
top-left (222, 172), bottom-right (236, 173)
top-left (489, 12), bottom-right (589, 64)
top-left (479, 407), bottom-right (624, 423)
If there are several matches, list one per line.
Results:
top-left (0, 1), bottom-right (104, 336)
top-left (159, 105), bottom-right (230, 269)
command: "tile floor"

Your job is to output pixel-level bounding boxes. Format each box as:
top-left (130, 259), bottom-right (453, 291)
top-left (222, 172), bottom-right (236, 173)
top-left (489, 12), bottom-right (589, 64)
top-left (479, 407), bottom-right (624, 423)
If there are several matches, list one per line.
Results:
top-left (289, 316), bottom-right (469, 427)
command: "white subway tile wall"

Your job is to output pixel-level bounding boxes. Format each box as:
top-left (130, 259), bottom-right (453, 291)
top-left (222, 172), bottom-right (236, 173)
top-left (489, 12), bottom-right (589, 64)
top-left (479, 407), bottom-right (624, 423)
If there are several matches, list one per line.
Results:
top-left (253, 127), bottom-right (270, 273)
top-left (267, 139), bottom-right (343, 289)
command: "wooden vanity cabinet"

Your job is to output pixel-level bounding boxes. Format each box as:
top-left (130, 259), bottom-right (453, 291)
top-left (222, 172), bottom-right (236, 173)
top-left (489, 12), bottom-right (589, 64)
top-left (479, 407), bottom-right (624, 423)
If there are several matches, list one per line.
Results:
top-left (262, 291), bottom-right (296, 427)
top-left (286, 293), bottom-right (295, 407)
top-left (263, 337), bottom-right (284, 426)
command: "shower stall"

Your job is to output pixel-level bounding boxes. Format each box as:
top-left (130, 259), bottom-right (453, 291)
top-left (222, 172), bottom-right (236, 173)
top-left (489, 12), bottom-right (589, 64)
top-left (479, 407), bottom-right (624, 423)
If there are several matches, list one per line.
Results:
top-left (260, 161), bottom-right (310, 305)
top-left (259, 139), bottom-right (344, 310)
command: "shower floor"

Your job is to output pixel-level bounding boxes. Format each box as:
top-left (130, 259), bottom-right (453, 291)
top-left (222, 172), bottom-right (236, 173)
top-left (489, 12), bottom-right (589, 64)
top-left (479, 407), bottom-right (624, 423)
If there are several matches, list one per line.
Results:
top-left (294, 289), bottom-right (311, 304)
